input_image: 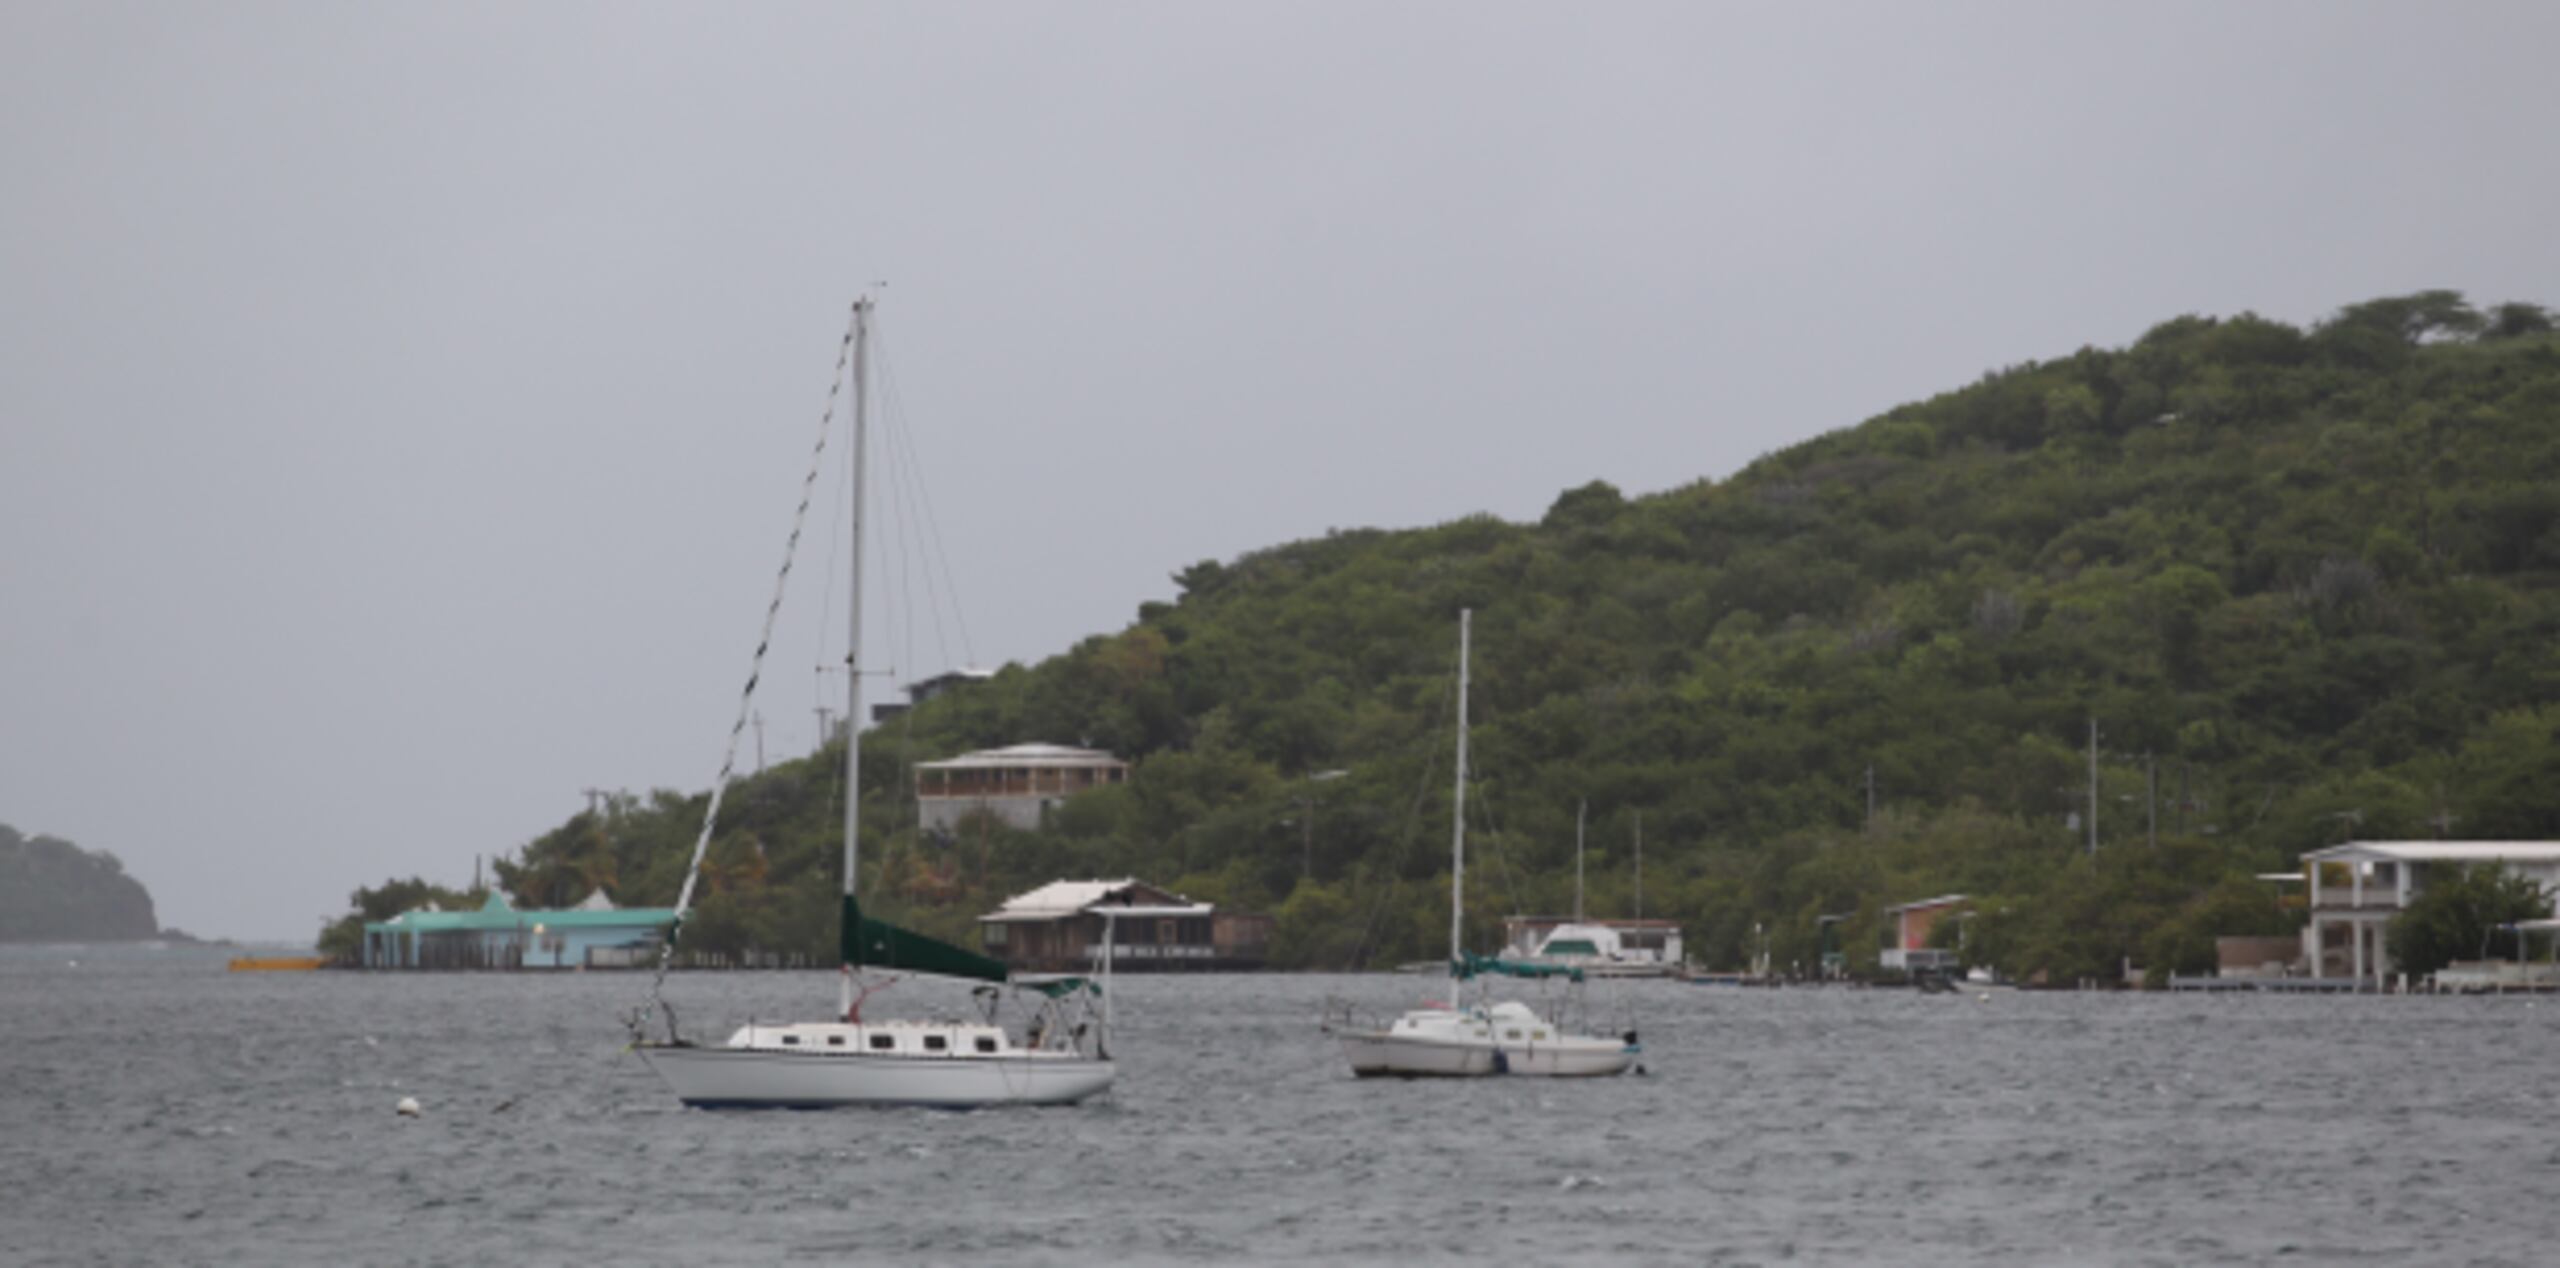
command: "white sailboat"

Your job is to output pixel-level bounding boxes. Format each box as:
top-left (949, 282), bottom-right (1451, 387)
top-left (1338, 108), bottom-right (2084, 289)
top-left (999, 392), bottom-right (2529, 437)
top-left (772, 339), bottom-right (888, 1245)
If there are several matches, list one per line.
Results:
top-left (1329, 609), bottom-right (1639, 1079)
top-left (1503, 805), bottom-right (1684, 979)
top-left (633, 297), bottom-right (1114, 1108)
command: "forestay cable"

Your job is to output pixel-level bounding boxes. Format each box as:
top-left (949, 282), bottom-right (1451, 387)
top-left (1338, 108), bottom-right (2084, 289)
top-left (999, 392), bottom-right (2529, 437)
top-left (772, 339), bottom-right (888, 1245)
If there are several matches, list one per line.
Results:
top-left (634, 301), bottom-right (861, 1042)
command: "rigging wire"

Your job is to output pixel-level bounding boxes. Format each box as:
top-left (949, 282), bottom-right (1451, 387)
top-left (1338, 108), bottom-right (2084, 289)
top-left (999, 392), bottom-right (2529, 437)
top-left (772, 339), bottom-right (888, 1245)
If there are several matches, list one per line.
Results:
top-left (631, 300), bottom-right (861, 1043)
top-left (810, 376), bottom-right (852, 751)
top-left (873, 322), bottom-right (978, 670)
top-left (1467, 751), bottom-right (1532, 933)
top-left (1347, 664), bottom-right (1457, 970)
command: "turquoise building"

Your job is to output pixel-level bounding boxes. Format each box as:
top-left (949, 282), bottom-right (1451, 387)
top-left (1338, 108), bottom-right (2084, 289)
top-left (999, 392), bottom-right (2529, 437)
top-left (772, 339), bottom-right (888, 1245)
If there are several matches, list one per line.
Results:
top-left (360, 891), bottom-right (678, 970)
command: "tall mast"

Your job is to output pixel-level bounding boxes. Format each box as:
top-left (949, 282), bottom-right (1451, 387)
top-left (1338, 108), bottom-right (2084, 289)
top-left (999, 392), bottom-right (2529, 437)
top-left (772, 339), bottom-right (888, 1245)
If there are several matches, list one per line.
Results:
top-left (1556, 804), bottom-right (1576, 922)
top-left (839, 297), bottom-right (872, 1016)
top-left (1450, 609), bottom-right (1471, 994)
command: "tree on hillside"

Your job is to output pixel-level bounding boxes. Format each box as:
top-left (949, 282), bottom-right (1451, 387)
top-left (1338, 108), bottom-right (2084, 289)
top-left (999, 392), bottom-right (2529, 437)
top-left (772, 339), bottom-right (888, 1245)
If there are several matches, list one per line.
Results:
top-left (314, 875), bottom-right (484, 961)
top-left (2386, 864), bottom-right (2548, 978)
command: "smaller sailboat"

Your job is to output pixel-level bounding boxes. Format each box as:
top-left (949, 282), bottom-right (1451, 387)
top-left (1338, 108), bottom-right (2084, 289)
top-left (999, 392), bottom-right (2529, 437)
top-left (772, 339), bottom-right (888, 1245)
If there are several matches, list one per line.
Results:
top-left (1502, 804), bottom-right (1685, 979)
top-left (1329, 610), bottom-right (1639, 1079)
top-left (630, 297), bottom-right (1113, 1108)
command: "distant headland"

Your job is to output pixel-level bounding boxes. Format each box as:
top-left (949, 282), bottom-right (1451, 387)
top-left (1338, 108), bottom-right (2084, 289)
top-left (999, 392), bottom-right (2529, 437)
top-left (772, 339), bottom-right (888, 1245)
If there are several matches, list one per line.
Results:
top-left (0, 822), bottom-right (164, 942)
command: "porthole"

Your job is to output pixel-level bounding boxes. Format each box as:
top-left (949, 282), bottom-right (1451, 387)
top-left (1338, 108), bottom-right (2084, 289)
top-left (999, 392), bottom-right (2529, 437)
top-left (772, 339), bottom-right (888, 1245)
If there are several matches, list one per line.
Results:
top-left (869, 1034), bottom-right (894, 1051)
top-left (781, 1034), bottom-right (800, 1046)
top-left (827, 1035), bottom-right (845, 1047)
top-left (974, 1036), bottom-right (998, 1054)
top-left (923, 1034), bottom-right (949, 1052)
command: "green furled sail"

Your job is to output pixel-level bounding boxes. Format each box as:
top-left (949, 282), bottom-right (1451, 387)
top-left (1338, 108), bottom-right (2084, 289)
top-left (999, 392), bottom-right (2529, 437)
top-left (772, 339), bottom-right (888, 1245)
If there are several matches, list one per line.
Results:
top-left (842, 895), bottom-right (1009, 984)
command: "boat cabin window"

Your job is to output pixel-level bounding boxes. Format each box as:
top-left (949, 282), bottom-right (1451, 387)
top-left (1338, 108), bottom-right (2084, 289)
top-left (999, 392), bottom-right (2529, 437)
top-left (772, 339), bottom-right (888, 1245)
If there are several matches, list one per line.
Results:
top-left (923, 1034), bottom-right (949, 1052)
top-left (782, 1034), bottom-right (800, 1046)
top-left (827, 1035), bottom-right (844, 1047)
top-left (974, 1036), bottom-right (998, 1054)
top-left (869, 1034), bottom-right (895, 1051)
top-left (1505, 1029), bottom-right (1522, 1040)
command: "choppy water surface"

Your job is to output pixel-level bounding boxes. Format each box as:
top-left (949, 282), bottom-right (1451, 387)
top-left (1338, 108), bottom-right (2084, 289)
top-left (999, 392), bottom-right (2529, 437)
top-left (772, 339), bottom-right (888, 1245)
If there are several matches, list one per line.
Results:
top-left (4, 946), bottom-right (2556, 1265)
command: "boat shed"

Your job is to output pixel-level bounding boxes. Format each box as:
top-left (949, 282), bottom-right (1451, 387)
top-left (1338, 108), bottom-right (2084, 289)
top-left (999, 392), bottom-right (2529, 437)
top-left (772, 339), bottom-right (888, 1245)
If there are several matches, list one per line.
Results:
top-left (360, 891), bottom-right (678, 970)
top-left (1879, 894), bottom-right (1969, 973)
top-left (978, 878), bottom-right (1270, 973)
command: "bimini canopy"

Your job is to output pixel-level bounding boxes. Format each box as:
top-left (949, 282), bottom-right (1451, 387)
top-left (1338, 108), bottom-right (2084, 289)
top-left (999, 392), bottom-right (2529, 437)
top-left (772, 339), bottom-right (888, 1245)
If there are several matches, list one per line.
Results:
top-left (1454, 952), bottom-right (1584, 983)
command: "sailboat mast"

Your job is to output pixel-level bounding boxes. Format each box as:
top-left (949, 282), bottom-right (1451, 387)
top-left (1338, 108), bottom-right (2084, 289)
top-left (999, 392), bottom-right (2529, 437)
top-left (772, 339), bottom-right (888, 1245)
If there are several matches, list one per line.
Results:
top-left (840, 297), bottom-right (872, 1015)
top-left (1574, 799), bottom-right (1586, 924)
top-left (1450, 608), bottom-right (1470, 992)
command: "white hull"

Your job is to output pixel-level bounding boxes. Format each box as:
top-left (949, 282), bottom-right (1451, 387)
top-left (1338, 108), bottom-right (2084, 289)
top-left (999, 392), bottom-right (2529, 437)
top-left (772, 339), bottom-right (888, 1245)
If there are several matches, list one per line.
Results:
top-left (638, 1044), bottom-right (1114, 1108)
top-left (1535, 959), bottom-right (1681, 980)
top-left (1336, 1003), bottom-right (1636, 1079)
top-left (1337, 1028), bottom-right (1635, 1078)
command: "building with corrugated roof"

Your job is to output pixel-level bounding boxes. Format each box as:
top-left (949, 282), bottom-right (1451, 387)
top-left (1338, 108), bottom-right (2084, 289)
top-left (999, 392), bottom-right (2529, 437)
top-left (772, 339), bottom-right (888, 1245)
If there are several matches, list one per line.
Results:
top-left (914, 743), bottom-right (1129, 833)
top-left (977, 878), bottom-right (1270, 973)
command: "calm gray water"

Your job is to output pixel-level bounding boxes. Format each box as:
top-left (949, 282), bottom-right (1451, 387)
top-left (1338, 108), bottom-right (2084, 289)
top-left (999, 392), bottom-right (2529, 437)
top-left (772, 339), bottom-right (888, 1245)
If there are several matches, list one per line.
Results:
top-left (4, 945), bottom-right (2556, 1266)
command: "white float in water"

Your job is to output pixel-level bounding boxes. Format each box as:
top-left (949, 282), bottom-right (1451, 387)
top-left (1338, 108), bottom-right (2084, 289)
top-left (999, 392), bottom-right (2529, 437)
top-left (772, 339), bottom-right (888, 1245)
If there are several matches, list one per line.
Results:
top-left (395, 1096), bottom-right (421, 1117)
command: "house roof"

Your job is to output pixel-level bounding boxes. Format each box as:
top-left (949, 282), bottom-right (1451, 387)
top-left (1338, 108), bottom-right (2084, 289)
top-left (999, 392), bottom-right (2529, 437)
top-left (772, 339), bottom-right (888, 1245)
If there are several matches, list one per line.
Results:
top-left (979, 878), bottom-right (1212, 923)
top-left (2303, 841), bottom-right (2560, 865)
top-left (1882, 894), bottom-right (1970, 915)
top-left (917, 743), bottom-right (1127, 771)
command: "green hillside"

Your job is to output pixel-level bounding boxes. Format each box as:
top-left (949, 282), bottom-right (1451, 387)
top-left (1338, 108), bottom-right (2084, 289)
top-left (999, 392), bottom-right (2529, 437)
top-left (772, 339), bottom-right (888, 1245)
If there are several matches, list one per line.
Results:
top-left (2, 823), bottom-right (162, 942)
top-left (335, 291), bottom-right (2560, 981)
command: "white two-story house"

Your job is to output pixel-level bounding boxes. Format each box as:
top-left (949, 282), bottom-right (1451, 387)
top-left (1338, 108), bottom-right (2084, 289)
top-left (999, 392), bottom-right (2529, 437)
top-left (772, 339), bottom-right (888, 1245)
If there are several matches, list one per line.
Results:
top-left (2301, 841), bottom-right (2560, 989)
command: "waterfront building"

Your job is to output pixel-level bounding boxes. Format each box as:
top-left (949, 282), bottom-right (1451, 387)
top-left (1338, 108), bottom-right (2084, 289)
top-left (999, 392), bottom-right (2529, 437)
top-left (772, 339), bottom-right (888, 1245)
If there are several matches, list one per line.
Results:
top-left (359, 890), bottom-right (677, 970)
top-left (1878, 894), bottom-right (1969, 974)
top-left (977, 878), bottom-right (1271, 973)
top-left (2301, 841), bottom-right (2560, 989)
top-left (914, 743), bottom-right (1130, 833)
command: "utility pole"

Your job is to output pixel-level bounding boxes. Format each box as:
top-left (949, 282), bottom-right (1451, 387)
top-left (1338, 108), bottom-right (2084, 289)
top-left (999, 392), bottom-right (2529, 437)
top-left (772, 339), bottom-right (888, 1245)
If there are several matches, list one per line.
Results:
top-left (1299, 796), bottom-right (1314, 881)
top-left (814, 705), bottom-right (834, 754)
top-left (2086, 716), bottom-right (2099, 857)
top-left (1634, 810), bottom-right (1644, 923)
top-left (582, 787), bottom-right (605, 818)
top-left (1556, 804), bottom-right (1576, 922)
top-left (1865, 764), bottom-right (1877, 833)
top-left (2177, 762), bottom-right (2192, 835)
top-left (2145, 753), bottom-right (2158, 849)
top-left (2430, 807), bottom-right (2459, 838)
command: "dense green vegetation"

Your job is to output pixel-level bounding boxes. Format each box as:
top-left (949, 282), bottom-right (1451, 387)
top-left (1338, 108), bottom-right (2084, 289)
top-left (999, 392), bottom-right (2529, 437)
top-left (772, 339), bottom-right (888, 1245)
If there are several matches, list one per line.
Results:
top-left (2383, 864), bottom-right (2549, 977)
top-left (328, 291), bottom-right (2560, 981)
top-left (2, 822), bottom-right (161, 941)
top-left (314, 875), bottom-right (488, 963)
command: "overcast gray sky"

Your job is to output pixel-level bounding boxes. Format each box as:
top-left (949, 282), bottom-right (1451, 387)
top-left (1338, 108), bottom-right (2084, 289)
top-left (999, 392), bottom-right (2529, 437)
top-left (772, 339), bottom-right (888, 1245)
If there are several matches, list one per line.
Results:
top-left (5, 2), bottom-right (2555, 941)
